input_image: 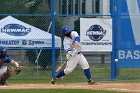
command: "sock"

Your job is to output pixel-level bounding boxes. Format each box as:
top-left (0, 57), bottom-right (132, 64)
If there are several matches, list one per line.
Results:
top-left (56, 69), bottom-right (65, 78)
top-left (84, 68), bottom-right (92, 80)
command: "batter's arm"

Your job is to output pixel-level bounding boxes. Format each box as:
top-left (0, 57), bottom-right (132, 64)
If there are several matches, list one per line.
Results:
top-left (69, 44), bottom-right (82, 57)
top-left (71, 31), bottom-right (82, 54)
top-left (73, 41), bottom-right (80, 47)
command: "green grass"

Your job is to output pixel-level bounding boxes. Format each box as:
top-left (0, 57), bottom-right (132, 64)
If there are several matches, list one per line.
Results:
top-left (10, 63), bottom-right (111, 81)
top-left (6, 63), bottom-right (111, 84)
top-left (9, 63), bottom-right (140, 83)
top-left (0, 89), bottom-right (128, 93)
top-left (117, 68), bottom-right (140, 80)
top-left (7, 63), bottom-right (140, 84)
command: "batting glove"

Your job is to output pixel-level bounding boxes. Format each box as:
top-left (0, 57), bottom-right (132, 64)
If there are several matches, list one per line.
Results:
top-left (67, 51), bottom-right (75, 57)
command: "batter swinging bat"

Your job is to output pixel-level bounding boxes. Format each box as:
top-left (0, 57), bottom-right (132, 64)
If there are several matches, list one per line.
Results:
top-left (55, 61), bottom-right (67, 73)
top-left (55, 49), bottom-right (77, 73)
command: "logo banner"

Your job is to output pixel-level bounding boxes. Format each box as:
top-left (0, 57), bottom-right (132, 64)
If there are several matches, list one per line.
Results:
top-left (116, 0), bottom-right (140, 68)
top-left (0, 16), bottom-right (61, 48)
top-left (0, 39), bottom-right (54, 47)
top-left (80, 18), bottom-right (112, 52)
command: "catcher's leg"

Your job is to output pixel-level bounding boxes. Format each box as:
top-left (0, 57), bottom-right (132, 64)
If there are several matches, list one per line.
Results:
top-left (0, 66), bottom-right (7, 76)
top-left (0, 66), bottom-right (13, 85)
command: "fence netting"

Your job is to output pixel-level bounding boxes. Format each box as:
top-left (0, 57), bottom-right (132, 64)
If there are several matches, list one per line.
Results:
top-left (115, 0), bottom-right (140, 80)
top-left (2, 0), bottom-right (137, 82)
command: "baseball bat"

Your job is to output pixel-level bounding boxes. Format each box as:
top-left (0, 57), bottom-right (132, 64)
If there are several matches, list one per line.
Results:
top-left (55, 51), bottom-right (76, 73)
top-left (55, 61), bottom-right (67, 73)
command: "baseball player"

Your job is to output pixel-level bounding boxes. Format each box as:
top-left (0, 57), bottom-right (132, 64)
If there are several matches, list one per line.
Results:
top-left (0, 46), bottom-right (21, 85)
top-left (50, 26), bottom-right (95, 85)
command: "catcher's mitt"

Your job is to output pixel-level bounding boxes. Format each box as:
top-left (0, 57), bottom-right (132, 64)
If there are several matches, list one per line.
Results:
top-left (15, 67), bottom-right (21, 75)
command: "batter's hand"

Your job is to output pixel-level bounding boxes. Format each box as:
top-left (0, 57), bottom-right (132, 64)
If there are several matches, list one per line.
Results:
top-left (67, 51), bottom-right (75, 56)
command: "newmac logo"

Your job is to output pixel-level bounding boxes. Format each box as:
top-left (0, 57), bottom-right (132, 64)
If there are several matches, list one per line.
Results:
top-left (86, 25), bottom-right (106, 41)
top-left (1, 24), bottom-right (31, 36)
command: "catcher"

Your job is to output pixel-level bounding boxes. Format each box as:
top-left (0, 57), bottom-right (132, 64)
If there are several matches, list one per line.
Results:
top-left (0, 46), bottom-right (21, 85)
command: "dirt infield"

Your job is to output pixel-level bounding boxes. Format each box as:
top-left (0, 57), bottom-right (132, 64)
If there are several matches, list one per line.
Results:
top-left (0, 82), bottom-right (140, 93)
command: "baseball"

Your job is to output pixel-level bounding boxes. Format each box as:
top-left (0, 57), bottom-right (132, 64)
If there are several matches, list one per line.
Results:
top-left (115, 59), bottom-right (118, 62)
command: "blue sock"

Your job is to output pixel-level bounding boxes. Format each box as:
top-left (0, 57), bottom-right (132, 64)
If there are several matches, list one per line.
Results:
top-left (84, 68), bottom-right (92, 80)
top-left (56, 69), bottom-right (65, 78)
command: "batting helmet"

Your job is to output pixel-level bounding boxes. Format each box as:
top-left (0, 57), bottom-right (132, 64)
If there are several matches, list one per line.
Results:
top-left (62, 26), bottom-right (71, 34)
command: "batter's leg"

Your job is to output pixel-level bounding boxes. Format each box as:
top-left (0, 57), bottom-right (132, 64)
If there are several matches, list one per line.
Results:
top-left (50, 55), bottom-right (79, 84)
top-left (78, 54), bottom-right (95, 85)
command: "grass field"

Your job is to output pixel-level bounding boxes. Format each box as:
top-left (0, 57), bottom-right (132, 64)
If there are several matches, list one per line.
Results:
top-left (3, 62), bottom-right (140, 93)
top-left (10, 63), bottom-right (140, 82)
top-left (0, 89), bottom-right (128, 93)
top-left (10, 63), bottom-right (111, 81)
top-left (3, 63), bottom-right (139, 93)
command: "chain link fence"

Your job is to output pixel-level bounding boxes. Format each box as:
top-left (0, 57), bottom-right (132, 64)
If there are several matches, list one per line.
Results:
top-left (1, 0), bottom-right (138, 82)
top-left (0, 0), bottom-right (111, 81)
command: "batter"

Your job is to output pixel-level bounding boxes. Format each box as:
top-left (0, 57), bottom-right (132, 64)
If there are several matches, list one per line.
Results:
top-left (50, 26), bottom-right (95, 85)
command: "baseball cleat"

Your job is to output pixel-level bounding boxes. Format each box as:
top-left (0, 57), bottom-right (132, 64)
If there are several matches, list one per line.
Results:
top-left (50, 78), bottom-right (57, 84)
top-left (88, 80), bottom-right (96, 85)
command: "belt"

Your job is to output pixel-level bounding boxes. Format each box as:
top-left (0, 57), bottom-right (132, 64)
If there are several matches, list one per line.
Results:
top-left (78, 52), bottom-right (81, 54)
top-left (66, 51), bottom-right (81, 54)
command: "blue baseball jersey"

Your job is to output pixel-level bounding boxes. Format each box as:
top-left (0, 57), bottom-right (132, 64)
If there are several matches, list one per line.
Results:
top-left (0, 53), bottom-right (12, 67)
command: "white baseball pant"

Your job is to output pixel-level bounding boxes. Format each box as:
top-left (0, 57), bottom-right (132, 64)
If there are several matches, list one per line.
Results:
top-left (64, 53), bottom-right (89, 74)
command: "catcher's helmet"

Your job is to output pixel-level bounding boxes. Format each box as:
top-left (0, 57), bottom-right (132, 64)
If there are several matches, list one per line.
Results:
top-left (0, 46), bottom-right (4, 51)
top-left (0, 46), bottom-right (6, 54)
top-left (62, 26), bottom-right (71, 34)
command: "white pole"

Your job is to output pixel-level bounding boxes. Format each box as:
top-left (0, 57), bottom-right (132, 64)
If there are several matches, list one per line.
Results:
top-left (35, 20), bottom-right (53, 64)
top-left (47, 21), bottom-right (52, 33)
top-left (35, 49), bottom-right (43, 64)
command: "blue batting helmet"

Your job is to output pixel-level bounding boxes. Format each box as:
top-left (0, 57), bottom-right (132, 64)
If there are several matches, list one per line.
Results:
top-left (62, 26), bottom-right (71, 34)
